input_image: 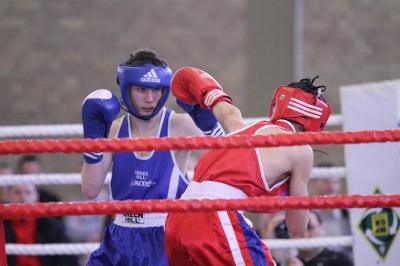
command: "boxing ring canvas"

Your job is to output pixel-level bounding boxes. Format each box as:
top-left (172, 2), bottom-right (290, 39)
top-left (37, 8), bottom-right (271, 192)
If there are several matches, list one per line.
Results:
top-left (340, 79), bottom-right (400, 265)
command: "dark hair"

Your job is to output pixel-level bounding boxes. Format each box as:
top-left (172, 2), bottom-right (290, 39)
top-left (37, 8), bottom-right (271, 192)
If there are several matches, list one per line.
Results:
top-left (16, 155), bottom-right (42, 171)
top-left (122, 49), bottom-right (168, 67)
top-left (116, 48), bottom-right (169, 86)
top-left (287, 76), bottom-right (327, 102)
top-left (274, 219), bottom-right (289, 239)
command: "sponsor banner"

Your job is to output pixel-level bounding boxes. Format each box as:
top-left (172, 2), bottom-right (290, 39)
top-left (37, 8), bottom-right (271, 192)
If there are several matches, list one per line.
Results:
top-left (340, 79), bottom-right (400, 265)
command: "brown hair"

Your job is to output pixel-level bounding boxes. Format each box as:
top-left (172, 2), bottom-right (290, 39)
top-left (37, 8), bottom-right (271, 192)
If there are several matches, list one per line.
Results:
top-left (123, 48), bottom-right (168, 67)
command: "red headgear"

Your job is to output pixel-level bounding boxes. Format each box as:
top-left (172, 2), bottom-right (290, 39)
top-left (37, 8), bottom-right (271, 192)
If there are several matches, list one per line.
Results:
top-left (269, 85), bottom-right (331, 132)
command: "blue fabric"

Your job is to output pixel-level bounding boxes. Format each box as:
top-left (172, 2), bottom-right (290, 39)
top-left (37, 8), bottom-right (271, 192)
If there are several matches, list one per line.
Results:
top-left (86, 223), bottom-right (168, 266)
top-left (236, 211), bottom-right (270, 266)
top-left (110, 110), bottom-right (188, 201)
top-left (88, 109), bottom-right (188, 266)
top-left (176, 99), bottom-right (223, 135)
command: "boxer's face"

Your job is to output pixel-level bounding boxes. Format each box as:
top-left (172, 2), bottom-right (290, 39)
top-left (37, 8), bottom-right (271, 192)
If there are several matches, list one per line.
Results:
top-left (130, 86), bottom-right (163, 117)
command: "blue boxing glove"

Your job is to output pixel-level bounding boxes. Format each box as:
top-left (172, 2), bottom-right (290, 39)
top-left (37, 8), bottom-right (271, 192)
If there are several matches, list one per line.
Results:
top-left (177, 99), bottom-right (224, 136)
top-left (82, 89), bottom-right (120, 164)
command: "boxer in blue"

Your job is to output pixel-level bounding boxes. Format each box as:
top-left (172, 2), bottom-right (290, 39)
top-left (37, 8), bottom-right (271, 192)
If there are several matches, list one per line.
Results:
top-left (80, 49), bottom-right (223, 266)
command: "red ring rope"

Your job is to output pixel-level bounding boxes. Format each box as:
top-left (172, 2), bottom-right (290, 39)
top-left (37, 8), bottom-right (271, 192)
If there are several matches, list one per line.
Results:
top-left (0, 129), bottom-right (399, 155)
top-left (1, 128), bottom-right (400, 263)
top-left (1, 194), bottom-right (399, 220)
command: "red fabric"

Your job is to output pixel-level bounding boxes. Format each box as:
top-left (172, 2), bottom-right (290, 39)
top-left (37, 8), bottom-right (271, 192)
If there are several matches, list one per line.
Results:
top-left (11, 219), bottom-right (42, 266)
top-left (193, 120), bottom-right (291, 198)
top-left (171, 67), bottom-right (223, 108)
top-left (166, 211), bottom-right (238, 265)
top-left (165, 211), bottom-right (275, 266)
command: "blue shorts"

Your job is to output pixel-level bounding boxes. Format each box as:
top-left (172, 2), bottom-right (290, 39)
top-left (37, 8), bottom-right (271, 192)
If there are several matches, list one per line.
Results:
top-left (86, 223), bottom-right (168, 266)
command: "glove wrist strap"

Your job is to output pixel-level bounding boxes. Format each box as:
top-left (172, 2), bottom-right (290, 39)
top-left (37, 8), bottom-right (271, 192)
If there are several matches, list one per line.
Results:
top-left (83, 152), bottom-right (103, 164)
top-left (203, 90), bottom-right (232, 112)
top-left (204, 122), bottom-right (225, 136)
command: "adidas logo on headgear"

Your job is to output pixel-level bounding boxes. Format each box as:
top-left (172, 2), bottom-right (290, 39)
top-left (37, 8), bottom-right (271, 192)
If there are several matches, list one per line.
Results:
top-left (141, 69), bottom-right (160, 83)
top-left (287, 97), bottom-right (323, 119)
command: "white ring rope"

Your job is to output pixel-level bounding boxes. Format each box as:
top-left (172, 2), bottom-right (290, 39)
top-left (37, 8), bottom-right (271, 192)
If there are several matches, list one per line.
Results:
top-left (0, 173), bottom-right (111, 186)
top-left (0, 115), bottom-right (343, 138)
top-left (0, 167), bottom-right (346, 186)
top-left (0, 124), bottom-right (84, 138)
top-left (5, 243), bottom-right (100, 255)
top-left (5, 236), bottom-right (353, 255)
top-left (264, 236), bottom-right (353, 250)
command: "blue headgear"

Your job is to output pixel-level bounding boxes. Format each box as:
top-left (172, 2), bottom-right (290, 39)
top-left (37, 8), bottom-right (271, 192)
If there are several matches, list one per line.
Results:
top-left (117, 64), bottom-right (172, 120)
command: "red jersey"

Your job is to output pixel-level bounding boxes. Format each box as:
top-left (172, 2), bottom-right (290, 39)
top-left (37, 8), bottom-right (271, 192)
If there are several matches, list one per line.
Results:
top-left (193, 119), bottom-right (294, 198)
top-left (165, 119), bottom-right (296, 266)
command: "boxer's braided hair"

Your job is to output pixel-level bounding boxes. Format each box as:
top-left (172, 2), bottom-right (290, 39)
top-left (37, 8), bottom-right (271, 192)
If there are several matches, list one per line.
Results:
top-left (286, 76), bottom-right (327, 103)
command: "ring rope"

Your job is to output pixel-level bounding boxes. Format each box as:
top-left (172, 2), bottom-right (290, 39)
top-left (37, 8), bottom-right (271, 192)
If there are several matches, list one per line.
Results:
top-left (5, 236), bottom-right (353, 255)
top-left (1, 194), bottom-right (399, 220)
top-left (0, 173), bottom-right (111, 186)
top-left (0, 167), bottom-right (346, 186)
top-left (0, 115), bottom-right (344, 138)
top-left (1, 119), bottom-right (396, 258)
top-left (0, 129), bottom-right (399, 155)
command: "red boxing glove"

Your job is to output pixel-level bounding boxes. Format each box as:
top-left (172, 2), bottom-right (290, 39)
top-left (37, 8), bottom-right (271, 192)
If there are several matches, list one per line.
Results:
top-left (171, 67), bottom-right (232, 111)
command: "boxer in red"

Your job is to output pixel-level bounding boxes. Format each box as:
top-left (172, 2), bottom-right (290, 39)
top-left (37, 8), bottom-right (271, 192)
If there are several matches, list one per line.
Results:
top-left (165, 67), bottom-right (332, 266)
